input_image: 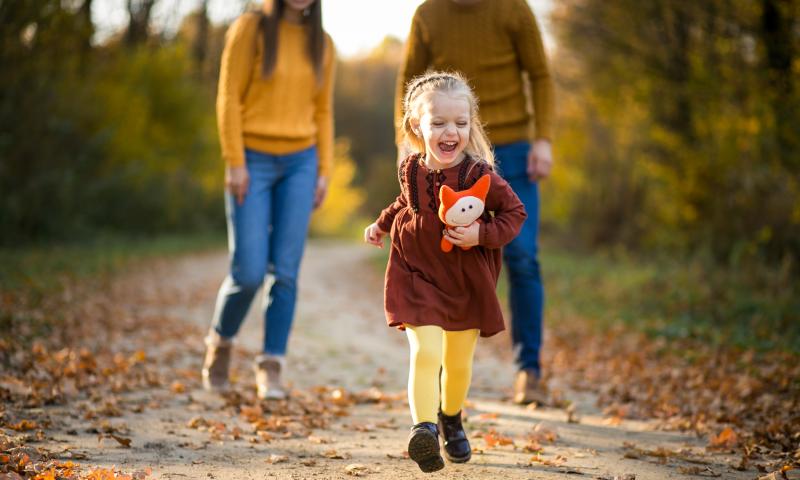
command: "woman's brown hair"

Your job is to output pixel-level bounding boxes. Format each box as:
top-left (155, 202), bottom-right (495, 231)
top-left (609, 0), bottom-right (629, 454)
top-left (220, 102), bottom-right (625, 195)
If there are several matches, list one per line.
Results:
top-left (259, 0), bottom-right (325, 82)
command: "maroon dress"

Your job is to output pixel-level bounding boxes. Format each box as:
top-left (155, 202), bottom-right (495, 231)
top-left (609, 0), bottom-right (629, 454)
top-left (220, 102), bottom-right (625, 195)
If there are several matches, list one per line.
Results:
top-left (375, 154), bottom-right (527, 337)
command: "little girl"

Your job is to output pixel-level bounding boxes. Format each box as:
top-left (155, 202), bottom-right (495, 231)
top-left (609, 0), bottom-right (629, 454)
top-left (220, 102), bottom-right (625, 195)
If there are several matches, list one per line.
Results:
top-left (364, 72), bottom-right (527, 473)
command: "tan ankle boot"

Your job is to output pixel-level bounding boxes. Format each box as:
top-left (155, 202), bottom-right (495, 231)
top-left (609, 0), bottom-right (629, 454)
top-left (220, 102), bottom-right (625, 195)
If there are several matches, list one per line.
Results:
top-left (513, 369), bottom-right (549, 405)
top-left (202, 330), bottom-right (232, 391)
top-left (254, 354), bottom-right (286, 400)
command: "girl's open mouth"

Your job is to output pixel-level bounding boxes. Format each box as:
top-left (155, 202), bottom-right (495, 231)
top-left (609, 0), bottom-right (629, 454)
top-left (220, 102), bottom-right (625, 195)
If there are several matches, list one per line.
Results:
top-left (439, 141), bottom-right (458, 153)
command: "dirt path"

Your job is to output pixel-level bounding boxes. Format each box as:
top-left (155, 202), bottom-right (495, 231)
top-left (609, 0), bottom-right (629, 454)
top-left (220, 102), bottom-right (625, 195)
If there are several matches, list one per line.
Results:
top-left (32, 240), bottom-right (750, 479)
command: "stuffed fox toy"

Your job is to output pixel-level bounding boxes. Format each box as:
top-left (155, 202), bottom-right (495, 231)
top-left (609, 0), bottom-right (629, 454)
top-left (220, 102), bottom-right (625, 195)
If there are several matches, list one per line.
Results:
top-left (438, 174), bottom-right (491, 252)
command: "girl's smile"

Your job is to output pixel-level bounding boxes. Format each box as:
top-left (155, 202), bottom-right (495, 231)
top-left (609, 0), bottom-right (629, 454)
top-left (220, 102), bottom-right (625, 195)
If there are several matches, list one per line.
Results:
top-left (415, 92), bottom-right (471, 170)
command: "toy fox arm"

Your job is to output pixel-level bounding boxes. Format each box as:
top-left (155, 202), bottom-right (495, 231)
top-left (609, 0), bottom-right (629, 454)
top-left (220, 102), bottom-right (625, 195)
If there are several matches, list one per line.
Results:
top-left (478, 172), bottom-right (527, 249)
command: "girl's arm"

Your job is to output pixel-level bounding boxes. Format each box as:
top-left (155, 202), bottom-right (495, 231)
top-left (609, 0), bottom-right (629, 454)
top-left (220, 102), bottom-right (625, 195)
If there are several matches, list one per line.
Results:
top-left (375, 159), bottom-right (410, 232)
top-left (479, 171), bottom-right (527, 249)
top-left (375, 193), bottom-right (408, 233)
top-left (366, 191), bottom-right (406, 248)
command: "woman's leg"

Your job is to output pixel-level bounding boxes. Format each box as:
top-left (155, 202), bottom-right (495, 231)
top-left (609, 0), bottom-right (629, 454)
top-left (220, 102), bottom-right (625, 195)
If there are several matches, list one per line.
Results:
top-left (441, 329), bottom-right (479, 415)
top-left (204, 151), bottom-right (276, 390)
top-left (262, 146), bottom-right (318, 356)
top-left (211, 150), bottom-right (276, 339)
top-left (404, 324), bottom-right (444, 424)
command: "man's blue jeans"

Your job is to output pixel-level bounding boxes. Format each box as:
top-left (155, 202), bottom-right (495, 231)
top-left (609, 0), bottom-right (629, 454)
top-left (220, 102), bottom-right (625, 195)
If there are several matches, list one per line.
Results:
top-left (211, 146), bottom-right (318, 356)
top-left (495, 141), bottom-right (544, 376)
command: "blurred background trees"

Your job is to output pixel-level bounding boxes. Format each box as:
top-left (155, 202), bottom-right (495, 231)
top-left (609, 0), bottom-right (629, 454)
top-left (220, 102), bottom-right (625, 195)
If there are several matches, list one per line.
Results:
top-left (1, 0), bottom-right (798, 275)
top-left (549, 0), bottom-right (799, 266)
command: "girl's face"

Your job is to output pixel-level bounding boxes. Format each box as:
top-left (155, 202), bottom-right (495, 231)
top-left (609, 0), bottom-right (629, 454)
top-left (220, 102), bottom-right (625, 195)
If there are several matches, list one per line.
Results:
top-left (414, 92), bottom-right (471, 169)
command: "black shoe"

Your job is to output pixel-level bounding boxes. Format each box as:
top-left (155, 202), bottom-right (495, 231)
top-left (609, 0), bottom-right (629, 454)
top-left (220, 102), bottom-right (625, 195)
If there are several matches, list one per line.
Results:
top-left (407, 422), bottom-right (445, 473)
top-left (437, 410), bottom-right (471, 463)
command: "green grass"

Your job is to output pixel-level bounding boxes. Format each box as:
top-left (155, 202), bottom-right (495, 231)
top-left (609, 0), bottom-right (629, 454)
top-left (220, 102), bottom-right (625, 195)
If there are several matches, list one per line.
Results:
top-left (0, 232), bottom-right (227, 348)
top-left (367, 239), bottom-right (800, 353)
top-left (545, 245), bottom-right (799, 352)
top-left (0, 232), bottom-right (226, 293)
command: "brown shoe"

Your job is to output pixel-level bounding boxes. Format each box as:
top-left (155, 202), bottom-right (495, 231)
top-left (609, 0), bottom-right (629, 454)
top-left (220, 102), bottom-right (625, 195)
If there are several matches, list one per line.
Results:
top-left (202, 330), bottom-right (232, 391)
top-left (513, 369), bottom-right (549, 405)
top-left (254, 354), bottom-right (287, 400)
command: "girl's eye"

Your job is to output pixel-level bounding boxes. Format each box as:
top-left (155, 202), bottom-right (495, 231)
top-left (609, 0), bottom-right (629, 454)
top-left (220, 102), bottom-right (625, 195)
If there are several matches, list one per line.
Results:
top-left (457, 122), bottom-right (468, 127)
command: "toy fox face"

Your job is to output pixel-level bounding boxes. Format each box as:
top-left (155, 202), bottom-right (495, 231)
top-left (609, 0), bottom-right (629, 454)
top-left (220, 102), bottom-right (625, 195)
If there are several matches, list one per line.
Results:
top-left (438, 174), bottom-right (491, 227)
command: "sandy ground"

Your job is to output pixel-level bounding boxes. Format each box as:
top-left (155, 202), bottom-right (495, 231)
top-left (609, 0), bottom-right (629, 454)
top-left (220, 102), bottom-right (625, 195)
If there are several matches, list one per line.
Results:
top-left (34, 240), bottom-right (751, 479)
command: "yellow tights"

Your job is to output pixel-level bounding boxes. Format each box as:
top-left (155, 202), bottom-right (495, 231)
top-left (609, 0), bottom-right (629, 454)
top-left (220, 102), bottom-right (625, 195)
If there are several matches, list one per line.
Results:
top-left (404, 324), bottom-right (479, 424)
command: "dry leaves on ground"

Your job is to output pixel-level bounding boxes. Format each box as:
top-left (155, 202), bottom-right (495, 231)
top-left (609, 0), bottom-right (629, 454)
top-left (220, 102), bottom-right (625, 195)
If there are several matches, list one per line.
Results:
top-left (544, 323), bottom-right (800, 472)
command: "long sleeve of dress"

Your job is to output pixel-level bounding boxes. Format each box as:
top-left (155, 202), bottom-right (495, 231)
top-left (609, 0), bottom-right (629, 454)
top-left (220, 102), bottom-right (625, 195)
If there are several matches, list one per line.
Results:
top-left (375, 159), bottom-right (410, 232)
top-left (375, 194), bottom-right (408, 233)
top-left (479, 171), bottom-right (527, 249)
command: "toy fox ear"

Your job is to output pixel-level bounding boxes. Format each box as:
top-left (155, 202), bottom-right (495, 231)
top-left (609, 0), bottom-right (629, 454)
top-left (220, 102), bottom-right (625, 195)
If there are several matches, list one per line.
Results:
top-left (440, 184), bottom-right (457, 206)
top-left (473, 174), bottom-right (491, 199)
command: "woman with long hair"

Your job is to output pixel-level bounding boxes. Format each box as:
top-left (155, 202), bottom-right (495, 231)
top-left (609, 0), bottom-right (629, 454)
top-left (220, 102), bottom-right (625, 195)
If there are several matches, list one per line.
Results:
top-left (202, 0), bottom-right (335, 400)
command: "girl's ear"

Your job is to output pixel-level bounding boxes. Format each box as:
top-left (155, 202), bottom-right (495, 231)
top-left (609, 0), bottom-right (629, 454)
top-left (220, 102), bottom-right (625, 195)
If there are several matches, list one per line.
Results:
top-left (410, 120), bottom-right (421, 137)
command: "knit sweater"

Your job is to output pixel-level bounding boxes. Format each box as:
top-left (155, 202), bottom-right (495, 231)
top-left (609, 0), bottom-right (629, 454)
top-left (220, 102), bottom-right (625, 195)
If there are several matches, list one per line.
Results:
top-left (395, 0), bottom-right (554, 145)
top-left (217, 12), bottom-right (336, 175)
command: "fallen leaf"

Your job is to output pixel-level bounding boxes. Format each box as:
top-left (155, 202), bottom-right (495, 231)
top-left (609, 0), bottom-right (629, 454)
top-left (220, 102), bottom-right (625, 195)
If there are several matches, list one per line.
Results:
top-left (678, 466), bottom-right (720, 477)
top-left (308, 435), bottom-right (333, 444)
top-left (323, 449), bottom-right (351, 460)
top-left (708, 427), bottom-right (739, 449)
top-left (108, 433), bottom-right (132, 448)
top-left (266, 454), bottom-right (288, 464)
top-left (344, 463), bottom-right (373, 476)
top-left (170, 381), bottom-right (186, 393)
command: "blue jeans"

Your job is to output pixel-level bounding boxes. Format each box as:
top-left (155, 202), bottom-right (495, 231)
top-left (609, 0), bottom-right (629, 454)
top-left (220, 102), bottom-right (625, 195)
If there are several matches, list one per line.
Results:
top-left (495, 141), bottom-right (544, 375)
top-left (211, 146), bottom-right (318, 356)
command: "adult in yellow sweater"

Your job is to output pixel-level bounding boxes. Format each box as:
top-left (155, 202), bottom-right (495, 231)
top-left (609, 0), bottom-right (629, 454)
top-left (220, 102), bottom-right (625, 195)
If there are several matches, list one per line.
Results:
top-left (202, 0), bottom-right (335, 400)
top-left (395, 0), bottom-right (555, 428)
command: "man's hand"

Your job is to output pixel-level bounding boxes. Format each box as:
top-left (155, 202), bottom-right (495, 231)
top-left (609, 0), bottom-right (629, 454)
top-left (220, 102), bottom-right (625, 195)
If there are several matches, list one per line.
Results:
top-left (527, 139), bottom-right (553, 182)
top-left (444, 222), bottom-right (480, 248)
top-left (364, 223), bottom-right (387, 248)
top-left (225, 165), bottom-right (250, 205)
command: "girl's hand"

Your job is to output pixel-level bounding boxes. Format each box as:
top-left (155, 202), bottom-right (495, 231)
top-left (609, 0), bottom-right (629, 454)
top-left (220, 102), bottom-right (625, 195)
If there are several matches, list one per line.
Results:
top-left (226, 165), bottom-right (250, 205)
top-left (364, 223), bottom-right (387, 248)
top-left (313, 176), bottom-right (329, 210)
top-left (527, 139), bottom-right (553, 182)
top-left (445, 222), bottom-right (480, 247)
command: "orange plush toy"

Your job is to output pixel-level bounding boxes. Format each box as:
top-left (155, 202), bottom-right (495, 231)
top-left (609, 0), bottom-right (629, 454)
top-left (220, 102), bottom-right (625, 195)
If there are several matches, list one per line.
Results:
top-left (438, 174), bottom-right (491, 252)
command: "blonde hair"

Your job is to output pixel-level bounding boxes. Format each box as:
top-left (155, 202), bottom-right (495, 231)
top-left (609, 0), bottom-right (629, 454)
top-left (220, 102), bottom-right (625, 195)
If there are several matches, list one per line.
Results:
top-left (400, 71), bottom-right (495, 166)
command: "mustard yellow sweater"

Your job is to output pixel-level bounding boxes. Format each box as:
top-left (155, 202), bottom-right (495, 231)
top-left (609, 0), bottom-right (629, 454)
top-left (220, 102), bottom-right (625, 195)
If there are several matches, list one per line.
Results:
top-left (396, 0), bottom-right (554, 145)
top-left (217, 13), bottom-right (336, 176)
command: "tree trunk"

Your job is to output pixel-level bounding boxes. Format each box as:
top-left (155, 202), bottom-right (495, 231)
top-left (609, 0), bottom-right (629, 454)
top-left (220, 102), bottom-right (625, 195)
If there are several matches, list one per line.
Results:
top-left (192, 0), bottom-right (209, 78)
top-left (760, 0), bottom-right (797, 168)
top-left (125, 0), bottom-right (156, 46)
